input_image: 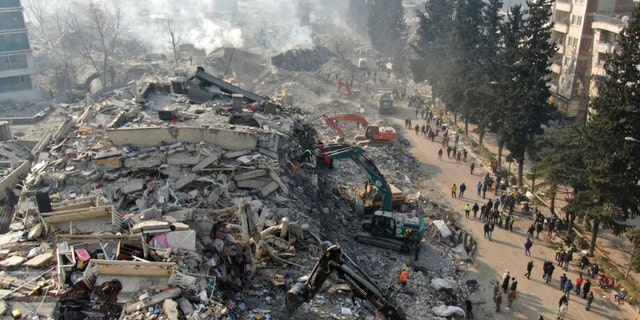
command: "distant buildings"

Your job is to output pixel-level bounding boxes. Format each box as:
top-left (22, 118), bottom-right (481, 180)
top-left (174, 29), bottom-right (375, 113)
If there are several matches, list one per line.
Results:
top-left (549, 0), bottom-right (636, 124)
top-left (0, 0), bottom-right (39, 102)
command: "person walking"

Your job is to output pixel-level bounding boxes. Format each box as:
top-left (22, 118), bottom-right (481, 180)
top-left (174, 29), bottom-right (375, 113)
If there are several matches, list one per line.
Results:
top-left (414, 242), bottom-right (421, 261)
top-left (507, 289), bottom-right (516, 308)
top-left (488, 222), bottom-right (494, 241)
top-left (527, 224), bottom-right (535, 239)
top-left (575, 274), bottom-right (584, 295)
top-left (464, 203), bottom-right (472, 218)
top-left (501, 271), bottom-right (511, 293)
top-left (563, 279), bottom-right (574, 299)
top-left (472, 203), bottom-right (479, 219)
top-left (470, 162), bottom-right (475, 174)
top-left (451, 183), bottom-right (457, 198)
top-left (437, 148), bottom-right (443, 160)
top-left (494, 292), bottom-right (502, 312)
top-left (446, 145), bottom-right (452, 158)
top-left (459, 183), bottom-right (467, 198)
top-left (559, 273), bottom-right (568, 291)
top-left (546, 263), bottom-right (555, 284)
top-left (465, 299), bottom-right (474, 319)
top-left (399, 267), bottom-right (409, 288)
top-left (535, 221), bottom-right (544, 239)
top-left (510, 278), bottom-right (518, 293)
top-left (476, 181), bottom-right (482, 196)
top-left (558, 294), bottom-right (569, 319)
top-left (585, 291), bottom-right (594, 311)
top-left (582, 279), bottom-right (591, 299)
top-left (483, 222), bottom-right (490, 239)
top-left (525, 260), bottom-right (534, 279)
top-left (524, 239), bottom-right (533, 256)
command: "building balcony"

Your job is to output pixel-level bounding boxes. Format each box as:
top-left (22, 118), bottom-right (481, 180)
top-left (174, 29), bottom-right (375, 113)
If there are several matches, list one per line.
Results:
top-left (555, 0), bottom-right (571, 12)
top-left (595, 41), bottom-right (615, 54)
top-left (551, 62), bottom-right (562, 74)
top-left (549, 83), bottom-right (558, 93)
top-left (554, 22), bottom-right (569, 34)
top-left (557, 44), bottom-right (565, 55)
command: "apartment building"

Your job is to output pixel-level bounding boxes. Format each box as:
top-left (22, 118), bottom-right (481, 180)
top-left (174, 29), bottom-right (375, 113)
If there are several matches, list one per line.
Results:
top-left (0, 0), bottom-right (39, 102)
top-left (549, 0), bottom-right (635, 124)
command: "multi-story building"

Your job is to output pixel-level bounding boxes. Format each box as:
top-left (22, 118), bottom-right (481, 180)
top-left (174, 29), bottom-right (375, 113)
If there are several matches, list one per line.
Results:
top-left (549, 0), bottom-right (635, 125)
top-left (0, 0), bottom-right (39, 102)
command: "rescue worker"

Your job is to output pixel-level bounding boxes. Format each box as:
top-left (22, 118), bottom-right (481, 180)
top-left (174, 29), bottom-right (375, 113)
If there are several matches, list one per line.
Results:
top-left (399, 267), bottom-right (409, 288)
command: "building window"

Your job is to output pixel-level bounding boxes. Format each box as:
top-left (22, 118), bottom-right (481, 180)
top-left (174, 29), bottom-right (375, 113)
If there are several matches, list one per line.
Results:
top-left (0, 0), bottom-right (20, 9)
top-left (0, 54), bottom-right (27, 71)
top-left (0, 32), bottom-right (29, 52)
top-left (577, 16), bottom-right (582, 26)
top-left (0, 75), bottom-right (32, 93)
top-left (0, 12), bottom-right (25, 31)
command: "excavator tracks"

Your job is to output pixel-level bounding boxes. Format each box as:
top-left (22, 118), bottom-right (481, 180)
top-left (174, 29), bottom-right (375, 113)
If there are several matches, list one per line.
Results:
top-left (354, 232), bottom-right (411, 253)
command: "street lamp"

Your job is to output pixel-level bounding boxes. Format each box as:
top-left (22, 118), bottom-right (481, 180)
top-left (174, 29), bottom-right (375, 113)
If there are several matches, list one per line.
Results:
top-left (625, 136), bottom-right (640, 143)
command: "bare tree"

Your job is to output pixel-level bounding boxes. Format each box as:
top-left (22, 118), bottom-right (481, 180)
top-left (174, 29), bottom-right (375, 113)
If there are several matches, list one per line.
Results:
top-left (67, 1), bottom-right (121, 88)
top-left (168, 18), bottom-right (181, 68)
top-left (24, 0), bottom-right (50, 37)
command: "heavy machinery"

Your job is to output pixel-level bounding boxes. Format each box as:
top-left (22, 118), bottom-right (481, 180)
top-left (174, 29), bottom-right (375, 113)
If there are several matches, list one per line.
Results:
top-left (286, 243), bottom-right (406, 320)
top-left (337, 77), bottom-right (352, 99)
top-left (322, 114), bottom-right (396, 146)
top-left (376, 90), bottom-right (394, 115)
top-left (326, 144), bottom-right (425, 252)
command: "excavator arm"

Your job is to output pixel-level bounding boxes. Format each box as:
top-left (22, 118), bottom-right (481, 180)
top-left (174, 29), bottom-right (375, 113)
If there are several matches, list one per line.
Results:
top-left (326, 144), bottom-right (393, 211)
top-left (286, 243), bottom-right (406, 320)
top-left (322, 114), bottom-right (369, 137)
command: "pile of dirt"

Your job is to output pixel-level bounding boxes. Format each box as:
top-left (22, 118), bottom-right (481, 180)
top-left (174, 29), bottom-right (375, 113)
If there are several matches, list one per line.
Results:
top-left (271, 46), bottom-right (335, 72)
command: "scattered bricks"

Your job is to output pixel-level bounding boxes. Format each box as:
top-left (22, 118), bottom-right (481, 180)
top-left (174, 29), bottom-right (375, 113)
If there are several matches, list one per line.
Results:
top-left (174, 173), bottom-right (198, 190)
top-left (122, 181), bottom-right (145, 194)
top-left (233, 169), bottom-right (267, 181)
top-left (191, 153), bottom-right (221, 172)
top-left (259, 181), bottom-right (279, 197)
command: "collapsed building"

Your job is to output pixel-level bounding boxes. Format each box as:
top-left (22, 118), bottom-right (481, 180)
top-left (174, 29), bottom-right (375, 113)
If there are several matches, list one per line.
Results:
top-left (0, 61), bottom-right (478, 320)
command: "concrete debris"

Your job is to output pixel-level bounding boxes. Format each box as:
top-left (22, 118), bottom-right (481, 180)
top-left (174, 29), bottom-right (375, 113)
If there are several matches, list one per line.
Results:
top-left (0, 42), bottom-right (480, 320)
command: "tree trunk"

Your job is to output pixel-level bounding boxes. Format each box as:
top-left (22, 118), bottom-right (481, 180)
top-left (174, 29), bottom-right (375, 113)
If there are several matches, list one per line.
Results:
top-left (464, 117), bottom-right (469, 136)
top-left (566, 212), bottom-right (576, 237)
top-left (517, 158), bottom-right (524, 187)
top-left (549, 190), bottom-right (556, 215)
top-left (589, 219), bottom-right (600, 256)
top-left (454, 113), bottom-right (457, 126)
top-left (497, 140), bottom-right (504, 171)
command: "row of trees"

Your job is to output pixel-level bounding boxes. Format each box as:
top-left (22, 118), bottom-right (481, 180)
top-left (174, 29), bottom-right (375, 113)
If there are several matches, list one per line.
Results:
top-left (411, 0), bottom-right (557, 188)
top-left (408, 0), bottom-right (640, 260)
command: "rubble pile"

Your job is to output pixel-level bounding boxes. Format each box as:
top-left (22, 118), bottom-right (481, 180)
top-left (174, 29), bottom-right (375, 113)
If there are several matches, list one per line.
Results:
top-left (0, 60), bottom-right (482, 320)
top-left (271, 46), bottom-right (335, 72)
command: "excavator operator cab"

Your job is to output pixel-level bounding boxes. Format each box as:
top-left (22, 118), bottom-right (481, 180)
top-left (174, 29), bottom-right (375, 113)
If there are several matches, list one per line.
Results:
top-left (372, 214), bottom-right (395, 237)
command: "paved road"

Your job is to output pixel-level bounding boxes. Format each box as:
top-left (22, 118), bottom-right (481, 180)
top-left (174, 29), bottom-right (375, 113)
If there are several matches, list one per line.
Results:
top-left (389, 106), bottom-right (631, 320)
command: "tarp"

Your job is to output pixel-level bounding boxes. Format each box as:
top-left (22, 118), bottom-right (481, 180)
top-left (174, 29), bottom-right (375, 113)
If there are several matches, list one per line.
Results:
top-left (432, 305), bottom-right (465, 317)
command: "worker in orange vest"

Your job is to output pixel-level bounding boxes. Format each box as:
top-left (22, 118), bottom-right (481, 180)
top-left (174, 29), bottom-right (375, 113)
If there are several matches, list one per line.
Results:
top-left (400, 267), bottom-right (409, 288)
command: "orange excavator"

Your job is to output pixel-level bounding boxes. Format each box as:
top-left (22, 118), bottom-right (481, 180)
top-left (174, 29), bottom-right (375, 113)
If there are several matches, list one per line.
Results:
top-left (323, 114), bottom-right (396, 146)
top-left (337, 77), bottom-right (352, 99)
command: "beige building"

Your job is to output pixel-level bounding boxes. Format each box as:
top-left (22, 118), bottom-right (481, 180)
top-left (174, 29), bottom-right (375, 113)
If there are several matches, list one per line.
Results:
top-left (0, 0), bottom-right (39, 102)
top-left (549, 0), bottom-right (635, 124)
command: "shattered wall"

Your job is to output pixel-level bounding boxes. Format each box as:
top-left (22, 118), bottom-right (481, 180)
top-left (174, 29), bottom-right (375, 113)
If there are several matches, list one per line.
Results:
top-left (0, 160), bottom-right (29, 201)
top-left (106, 126), bottom-right (258, 150)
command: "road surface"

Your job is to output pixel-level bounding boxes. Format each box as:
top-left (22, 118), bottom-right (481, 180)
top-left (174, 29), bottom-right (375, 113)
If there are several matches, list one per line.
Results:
top-left (390, 105), bottom-right (633, 320)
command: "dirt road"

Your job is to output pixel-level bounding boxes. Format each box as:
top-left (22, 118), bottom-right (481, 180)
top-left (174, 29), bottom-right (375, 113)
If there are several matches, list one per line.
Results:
top-left (389, 105), bottom-right (633, 320)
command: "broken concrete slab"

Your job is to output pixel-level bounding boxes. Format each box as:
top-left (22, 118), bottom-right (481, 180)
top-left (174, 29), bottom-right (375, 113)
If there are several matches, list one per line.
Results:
top-left (233, 169), bottom-right (267, 181)
top-left (0, 256), bottom-right (25, 268)
top-left (166, 154), bottom-right (201, 166)
top-left (236, 179), bottom-right (271, 189)
top-left (174, 173), bottom-right (198, 190)
top-left (123, 157), bottom-right (163, 168)
top-left (23, 252), bottom-right (53, 268)
top-left (191, 153), bottom-right (221, 172)
top-left (163, 299), bottom-right (179, 320)
top-left (259, 181), bottom-right (279, 197)
top-left (122, 181), bottom-right (145, 194)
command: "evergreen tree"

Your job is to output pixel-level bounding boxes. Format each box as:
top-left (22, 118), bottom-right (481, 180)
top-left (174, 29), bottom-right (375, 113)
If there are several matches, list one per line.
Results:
top-left (410, 0), bottom-right (454, 97)
top-left (502, 0), bottom-right (556, 186)
top-left (367, 0), bottom-right (407, 73)
top-left (347, 0), bottom-right (370, 36)
top-left (570, 5), bottom-right (640, 255)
